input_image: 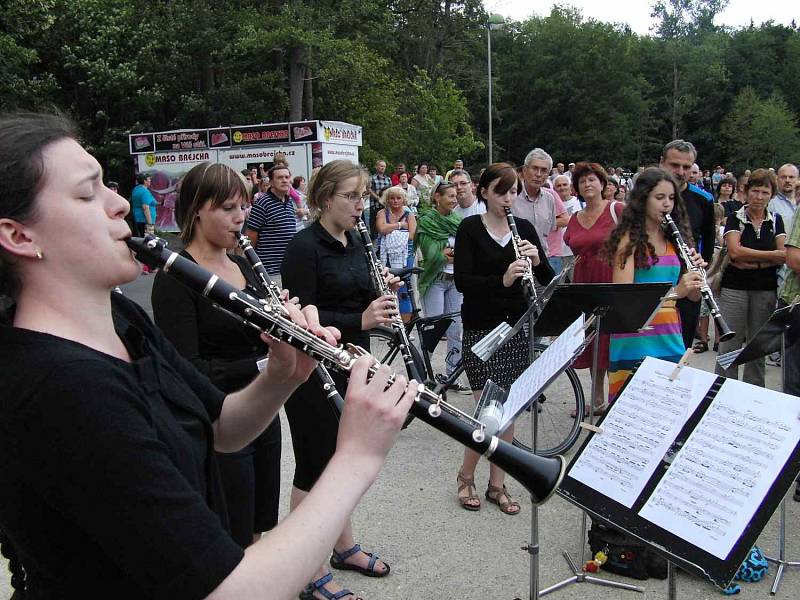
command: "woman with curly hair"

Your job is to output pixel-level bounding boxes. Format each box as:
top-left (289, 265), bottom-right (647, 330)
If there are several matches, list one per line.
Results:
top-left (604, 167), bottom-right (703, 403)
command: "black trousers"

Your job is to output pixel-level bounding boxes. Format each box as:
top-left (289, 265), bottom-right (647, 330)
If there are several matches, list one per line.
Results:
top-left (677, 297), bottom-right (701, 349)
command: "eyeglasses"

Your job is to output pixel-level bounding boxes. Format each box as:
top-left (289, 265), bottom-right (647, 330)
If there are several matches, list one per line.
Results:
top-left (334, 191), bottom-right (370, 204)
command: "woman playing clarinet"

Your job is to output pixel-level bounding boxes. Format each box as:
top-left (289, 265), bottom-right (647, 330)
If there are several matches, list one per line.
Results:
top-left (151, 162), bottom-right (281, 549)
top-left (0, 112), bottom-right (414, 599)
top-left (604, 167), bottom-right (703, 403)
top-left (280, 160), bottom-right (402, 600)
top-left (453, 162), bottom-right (554, 514)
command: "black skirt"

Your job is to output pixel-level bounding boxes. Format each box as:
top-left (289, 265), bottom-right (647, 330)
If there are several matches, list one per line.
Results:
top-left (462, 327), bottom-right (530, 391)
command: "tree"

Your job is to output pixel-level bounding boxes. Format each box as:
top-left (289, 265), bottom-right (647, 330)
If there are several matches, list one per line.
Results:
top-left (399, 69), bottom-right (483, 169)
top-left (720, 87), bottom-right (800, 171)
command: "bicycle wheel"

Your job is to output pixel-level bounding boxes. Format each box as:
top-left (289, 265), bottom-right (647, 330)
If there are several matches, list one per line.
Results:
top-left (511, 343), bottom-right (585, 457)
top-left (367, 327), bottom-right (427, 382)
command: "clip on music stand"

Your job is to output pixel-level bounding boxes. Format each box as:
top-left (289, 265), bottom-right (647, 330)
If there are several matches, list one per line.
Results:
top-left (531, 282), bottom-right (671, 598)
top-left (716, 299), bottom-right (800, 594)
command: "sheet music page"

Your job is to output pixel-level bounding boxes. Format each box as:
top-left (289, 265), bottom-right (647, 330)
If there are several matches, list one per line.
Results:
top-left (568, 357), bottom-right (717, 508)
top-left (500, 314), bottom-right (585, 432)
top-left (639, 378), bottom-right (800, 559)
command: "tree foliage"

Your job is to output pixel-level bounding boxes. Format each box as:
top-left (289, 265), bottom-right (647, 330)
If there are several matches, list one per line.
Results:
top-left (721, 87), bottom-right (800, 171)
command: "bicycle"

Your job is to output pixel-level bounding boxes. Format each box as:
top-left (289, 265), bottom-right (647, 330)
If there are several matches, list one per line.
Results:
top-left (368, 269), bottom-right (585, 457)
top-left (367, 266), bottom-right (460, 389)
top-left (509, 342), bottom-right (585, 457)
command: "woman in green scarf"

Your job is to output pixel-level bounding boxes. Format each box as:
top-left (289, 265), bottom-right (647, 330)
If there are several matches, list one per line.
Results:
top-left (416, 181), bottom-right (467, 391)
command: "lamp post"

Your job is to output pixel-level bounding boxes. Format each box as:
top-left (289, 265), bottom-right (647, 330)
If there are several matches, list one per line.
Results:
top-left (486, 14), bottom-right (504, 165)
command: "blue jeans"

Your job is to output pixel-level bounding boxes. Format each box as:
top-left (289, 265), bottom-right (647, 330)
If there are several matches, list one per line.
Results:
top-left (548, 255), bottom-right (563, 275)
top-left (422, 274), bottom-right (463, 375)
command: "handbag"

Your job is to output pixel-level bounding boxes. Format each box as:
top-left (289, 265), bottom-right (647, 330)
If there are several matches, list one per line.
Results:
top-left (588, 521), bottom-right (667, 580)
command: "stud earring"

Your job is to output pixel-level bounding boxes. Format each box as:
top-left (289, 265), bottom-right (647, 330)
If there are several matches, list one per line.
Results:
top-left (35, 248), bottom-right (44, 260)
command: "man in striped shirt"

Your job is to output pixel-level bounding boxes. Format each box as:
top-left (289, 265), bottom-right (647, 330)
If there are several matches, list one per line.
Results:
top-left (245, 164), bottom-right (297, 284)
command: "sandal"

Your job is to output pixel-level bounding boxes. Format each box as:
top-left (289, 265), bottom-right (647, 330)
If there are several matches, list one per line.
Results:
top-left (330, 543), bottom-right (390, 578)
top-left (692, 340), bottom-right (709, 354)
top-left (299, 573), bottom-right (362, 600)
top-left (457, 471), bottom-right (481, 511)
top-left (485, 484), bottom-right (521, 515)
top-left (570, 404), bottom-right (608, 419)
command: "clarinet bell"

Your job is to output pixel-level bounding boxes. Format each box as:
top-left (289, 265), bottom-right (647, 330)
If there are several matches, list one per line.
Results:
top-left (716, 319), bottom-right (736, 342)
top-left (491, 442), bottom-right (566, 505)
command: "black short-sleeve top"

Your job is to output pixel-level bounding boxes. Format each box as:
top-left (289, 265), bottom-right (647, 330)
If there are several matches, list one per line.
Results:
top-left (721, 207), bottom-right (785, 291)
top-left (0, 293), bottom-right (243, 599)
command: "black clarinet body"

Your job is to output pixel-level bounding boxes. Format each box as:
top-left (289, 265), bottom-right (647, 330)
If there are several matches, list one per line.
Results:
top-left (662, 214), bottom-right (735, 342)
top-left (128, 235), bottom-right (565, 504)
top-left (236, 233), bottom-right (345, 416)
top-left (503, 207), bottom-right (538, 304)
top-left (354, 218), bottom-right (423, 383)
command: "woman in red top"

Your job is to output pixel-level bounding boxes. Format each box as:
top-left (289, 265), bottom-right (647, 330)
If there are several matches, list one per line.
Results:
top-left (563, 162), bottom-right (624, 415)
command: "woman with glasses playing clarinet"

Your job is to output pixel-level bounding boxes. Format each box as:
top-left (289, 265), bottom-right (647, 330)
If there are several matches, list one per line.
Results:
top-left (280, 160), bottom-right (403, 600)
top-left (453, 163), bottom-right (554, 514)
top-left (150, 163), bottom-right (281, 550)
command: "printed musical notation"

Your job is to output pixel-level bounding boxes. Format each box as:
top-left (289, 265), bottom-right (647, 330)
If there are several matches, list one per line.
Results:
top-left (639, 377), bottom-right (800, 559)
top-left (501, 314), bottom-right (586, 432)
top-left (568, 357), bottom-right (717, 508)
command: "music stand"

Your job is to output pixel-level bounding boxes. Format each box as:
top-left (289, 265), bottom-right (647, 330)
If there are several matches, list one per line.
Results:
top-left (533, 283), bottom-right (671, 597)
top-left (716, 300), bottom-right (800, 594)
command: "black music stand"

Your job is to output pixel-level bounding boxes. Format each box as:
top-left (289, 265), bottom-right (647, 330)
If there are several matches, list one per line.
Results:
top-left (532, 283), bottom-right (671, 598)
top-left (716, 300), bottom-right (800, 594)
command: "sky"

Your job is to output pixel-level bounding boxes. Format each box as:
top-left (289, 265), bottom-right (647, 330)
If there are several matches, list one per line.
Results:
top-left (484, 0), bottom-right (794, 35)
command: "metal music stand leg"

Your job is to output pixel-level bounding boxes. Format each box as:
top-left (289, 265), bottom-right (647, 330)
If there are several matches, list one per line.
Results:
top-left (667, 562), bottom-right (677, 600)
top-left (765, 330), bottom-right (800, 594)
top-left (540, 315), bottom-right (644, 596)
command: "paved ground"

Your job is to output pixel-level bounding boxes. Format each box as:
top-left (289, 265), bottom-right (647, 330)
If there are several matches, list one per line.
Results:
top-left (3, 271), bottom-right (799, 599)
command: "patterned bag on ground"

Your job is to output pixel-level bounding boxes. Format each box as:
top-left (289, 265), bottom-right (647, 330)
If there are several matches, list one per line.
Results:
top-left (588, 521), bottom-right (667, 580)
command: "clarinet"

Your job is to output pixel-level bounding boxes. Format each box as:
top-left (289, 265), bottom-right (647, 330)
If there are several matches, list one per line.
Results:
top-left (127, 235), bottom-right (565, 504)
top-left (662, 214), bottom-right (735, 342)
top-left (354, 218), bottom-right (423, 382)
top-left (504, 207), bottom-right (538, 305)
top-left (235, 234), bottom-right (345, 416)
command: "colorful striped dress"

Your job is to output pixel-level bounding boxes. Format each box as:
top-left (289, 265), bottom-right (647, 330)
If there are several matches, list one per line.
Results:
top-left (607, 244), bottom-right (685, 403)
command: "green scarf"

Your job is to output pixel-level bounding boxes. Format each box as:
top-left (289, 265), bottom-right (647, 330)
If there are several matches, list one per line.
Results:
top-left (416, 209), bottom-right (462, 296)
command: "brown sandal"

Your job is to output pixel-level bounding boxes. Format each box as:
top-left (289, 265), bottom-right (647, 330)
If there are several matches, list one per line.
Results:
top-left (457, 471), bottom-right (481, 511)
top-left (485, 484), bottom-right (520, 515)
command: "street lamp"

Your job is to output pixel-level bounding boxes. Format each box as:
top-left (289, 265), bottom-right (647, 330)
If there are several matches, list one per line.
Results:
top-left (486, 13), bottom-right (504, 165)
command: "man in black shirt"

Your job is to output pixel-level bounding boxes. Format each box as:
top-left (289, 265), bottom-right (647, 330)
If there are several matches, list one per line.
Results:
top-left (660, 139), bottom-right (715, 348)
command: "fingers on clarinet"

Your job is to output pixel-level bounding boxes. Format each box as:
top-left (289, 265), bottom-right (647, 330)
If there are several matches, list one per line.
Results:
top-left (351, 355), bottom-right (372, 383)
top-left (397, 379), bottom-right (418, 410)
top-left (285, 302), bottom-right (309, 330)
top-left (365, 364), bottom-right (392, 394)
top-left (301, 303), bottom-right (321, 328)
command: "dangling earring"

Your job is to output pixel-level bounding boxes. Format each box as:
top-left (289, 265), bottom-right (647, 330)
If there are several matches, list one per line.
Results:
top-left (35, 248), bottom-right (44, 260)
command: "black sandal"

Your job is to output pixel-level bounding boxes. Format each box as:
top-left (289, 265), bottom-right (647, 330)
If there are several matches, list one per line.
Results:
top-left (330, 543), bottom-right (390, 578)
top-left (299, 573), bottom-right (361, 600)
top-left (692, 340), bottom-right (709, 354)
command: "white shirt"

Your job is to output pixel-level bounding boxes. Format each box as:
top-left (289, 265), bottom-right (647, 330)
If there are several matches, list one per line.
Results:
top-left (560, 196), bottom-right (582, 256)
top-left (453, 198), bottom-right (486, 219)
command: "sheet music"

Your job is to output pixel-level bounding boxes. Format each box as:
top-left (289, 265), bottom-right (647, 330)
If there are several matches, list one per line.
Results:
top-left (568, 357), bottom-right (716, 508)
top-left (500, 314), bottom-right (585, 432)
top-left (639, 377), bottom-right (800, 559)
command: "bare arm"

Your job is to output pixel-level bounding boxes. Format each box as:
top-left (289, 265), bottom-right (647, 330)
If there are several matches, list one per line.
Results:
top-left (611, 234), bottom-right (635, 284)
top-left (726, 231), bottom-right (785, 265)
top-left (787, 245), bottom-right (800, 273)
top-left (374, 210), bottom-right (395, 235)
top-left (207, 360), bottom-right (416, 600)
top-left (407, 213), bottom-right (417, 241)
top-left (555, 212), bottom-right (569, 228)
